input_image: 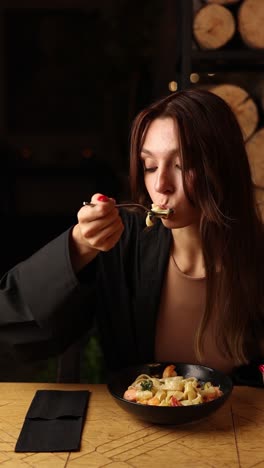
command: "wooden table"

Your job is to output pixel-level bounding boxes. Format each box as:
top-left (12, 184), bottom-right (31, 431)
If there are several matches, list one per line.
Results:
top-left (0, 383), bottom-right (263, 467)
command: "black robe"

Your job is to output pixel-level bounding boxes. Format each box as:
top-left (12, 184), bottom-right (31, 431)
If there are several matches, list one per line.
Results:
top-left (0, 210), bottom-right (171, 370)
top-left (0, 209), bottom-right (262, 385)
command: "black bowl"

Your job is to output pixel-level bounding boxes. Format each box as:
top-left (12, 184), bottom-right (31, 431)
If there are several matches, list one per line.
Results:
top-left (107, 362), bottom-right (233, 425)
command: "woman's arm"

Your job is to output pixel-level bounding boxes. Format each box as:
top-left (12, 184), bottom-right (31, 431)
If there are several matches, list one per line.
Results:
top-left (0, 228), bottom-right (96, 361)
top-left (0, 193), bottom-right (124, 361)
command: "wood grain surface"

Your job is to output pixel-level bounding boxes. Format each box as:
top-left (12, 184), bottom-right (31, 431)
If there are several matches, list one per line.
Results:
top-left (0, 383), bottom-right (263, 467)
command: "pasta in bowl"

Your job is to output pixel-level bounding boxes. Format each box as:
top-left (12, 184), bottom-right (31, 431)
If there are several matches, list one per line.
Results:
top-left (107, 362), bottom-right (233, 425)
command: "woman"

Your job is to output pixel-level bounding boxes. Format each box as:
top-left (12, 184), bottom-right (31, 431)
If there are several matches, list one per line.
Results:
top-left (0, 88), bottom-right (263, 381)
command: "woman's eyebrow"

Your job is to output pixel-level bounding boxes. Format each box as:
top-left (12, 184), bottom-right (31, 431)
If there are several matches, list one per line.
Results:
top-left (140, 148), bottom-right (180, 157)
top-left (140, 148), bottom-right (152, 157)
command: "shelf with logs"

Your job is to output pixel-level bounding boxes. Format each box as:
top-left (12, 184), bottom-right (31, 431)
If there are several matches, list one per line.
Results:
top-left (191, 50), bottom-right (264, 72)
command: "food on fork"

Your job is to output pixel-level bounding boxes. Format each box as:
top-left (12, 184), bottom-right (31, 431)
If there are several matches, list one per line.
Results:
top-left (146, 212), bottom-right (155, 227)
top-left (151, 204), bottom-right (173, 216)
top-left (145, 204), bottom-right (174, 227)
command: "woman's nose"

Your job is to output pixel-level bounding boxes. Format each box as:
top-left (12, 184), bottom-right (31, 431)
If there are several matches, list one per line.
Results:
top-left (154, 170), bottom-right (174, 193)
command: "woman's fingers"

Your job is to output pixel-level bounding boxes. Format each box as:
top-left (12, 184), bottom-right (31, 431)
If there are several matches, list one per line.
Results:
top-left (77, 194), bottom-right (124, 252)
top-left (80, 215), bottom-right (124, 251)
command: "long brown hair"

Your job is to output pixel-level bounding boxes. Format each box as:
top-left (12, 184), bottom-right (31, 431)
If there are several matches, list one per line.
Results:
top-left (129, 88), bottom-right (264, 365)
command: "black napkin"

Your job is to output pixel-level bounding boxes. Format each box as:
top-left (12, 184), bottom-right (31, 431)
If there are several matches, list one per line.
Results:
top-left (15, 390), bottom-right (90, 452)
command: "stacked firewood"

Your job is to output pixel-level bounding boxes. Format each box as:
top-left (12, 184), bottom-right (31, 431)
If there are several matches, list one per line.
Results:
top-left (193, 0), bottom-right (264, 50)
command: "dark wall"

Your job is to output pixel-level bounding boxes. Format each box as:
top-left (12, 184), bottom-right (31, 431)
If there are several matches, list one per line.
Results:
top-left (0, 1), bottom-right (177, 270)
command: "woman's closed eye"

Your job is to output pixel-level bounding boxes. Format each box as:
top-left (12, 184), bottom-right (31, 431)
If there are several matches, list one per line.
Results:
top-left (144, 164), bottom-right (182, 173)
top-left (144, 166), bottom-right (157, 173)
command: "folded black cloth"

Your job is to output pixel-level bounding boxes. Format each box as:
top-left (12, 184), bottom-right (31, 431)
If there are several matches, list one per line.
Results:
top-left (15, 390), bottom-right (90, 452)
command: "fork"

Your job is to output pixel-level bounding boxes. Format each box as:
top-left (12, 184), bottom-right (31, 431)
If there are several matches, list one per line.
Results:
top-left (82, 201), bottom-right (174, 219)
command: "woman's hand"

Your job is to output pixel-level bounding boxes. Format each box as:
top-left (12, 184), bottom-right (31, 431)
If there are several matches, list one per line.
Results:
top-left (69, 194), bottom-right (124, 272)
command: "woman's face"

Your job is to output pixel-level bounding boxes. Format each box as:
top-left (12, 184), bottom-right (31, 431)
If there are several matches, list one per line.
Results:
top-left (140, 117), bottom-right (200, 229)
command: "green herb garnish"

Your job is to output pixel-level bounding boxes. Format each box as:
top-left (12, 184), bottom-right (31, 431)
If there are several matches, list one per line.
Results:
top-left (140, 380), bottom-right (153, 391)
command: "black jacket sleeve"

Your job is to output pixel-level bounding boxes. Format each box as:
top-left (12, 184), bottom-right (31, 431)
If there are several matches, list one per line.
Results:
top-left (0, 229), bottom-right (96, 361)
